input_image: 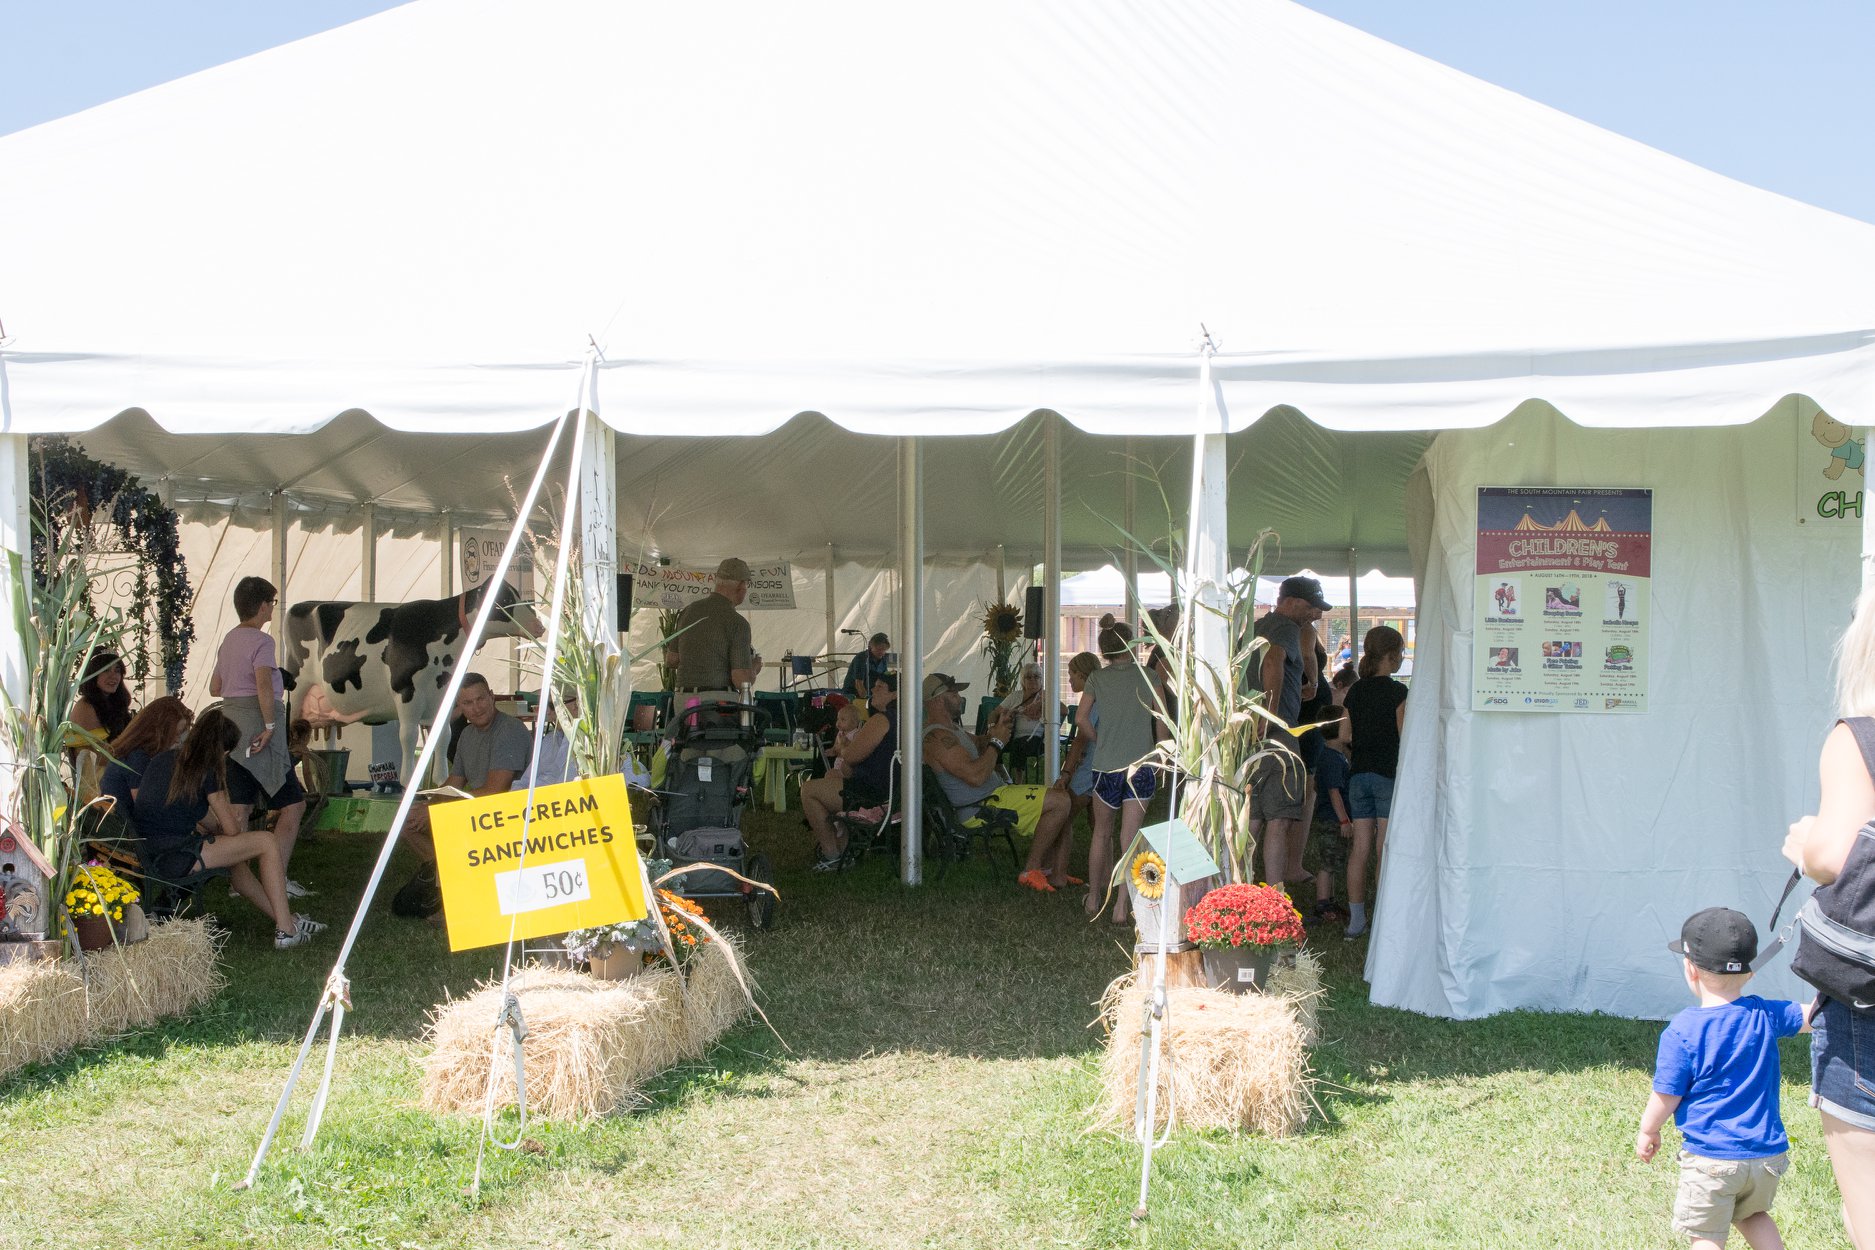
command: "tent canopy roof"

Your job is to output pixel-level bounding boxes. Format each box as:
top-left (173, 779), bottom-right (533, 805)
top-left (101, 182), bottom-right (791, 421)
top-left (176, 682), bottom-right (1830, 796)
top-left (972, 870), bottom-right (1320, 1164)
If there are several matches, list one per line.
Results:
top-left (4, 0), bottom-right (1874, 442)
top-left (74, 407), bottom-right (1432, 572)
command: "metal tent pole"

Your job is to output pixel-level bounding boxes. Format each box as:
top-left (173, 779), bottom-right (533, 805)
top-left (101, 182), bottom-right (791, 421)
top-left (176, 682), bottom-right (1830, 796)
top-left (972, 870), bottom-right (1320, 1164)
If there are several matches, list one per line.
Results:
top-left (1347, 547), bottom-right (1360, 669)
top-left (1123, 436), bottom-right (1139, 620)
top-left (825, 542), bottom-right (837, 659)
top-left (899, 436), bottom-right (924, 885)
top-left (1043, 416), bottom-right (1062, 783)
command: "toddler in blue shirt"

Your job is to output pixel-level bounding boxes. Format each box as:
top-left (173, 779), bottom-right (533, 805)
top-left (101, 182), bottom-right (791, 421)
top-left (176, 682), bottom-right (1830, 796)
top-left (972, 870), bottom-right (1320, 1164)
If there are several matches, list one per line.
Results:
top-left (1636, 907), bottom-right (1811, 1250)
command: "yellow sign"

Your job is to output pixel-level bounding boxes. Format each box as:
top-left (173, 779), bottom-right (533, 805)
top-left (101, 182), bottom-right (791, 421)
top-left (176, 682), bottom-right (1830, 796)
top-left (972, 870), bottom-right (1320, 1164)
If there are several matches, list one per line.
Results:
top-left (430, 774), bottom-right (644, 952)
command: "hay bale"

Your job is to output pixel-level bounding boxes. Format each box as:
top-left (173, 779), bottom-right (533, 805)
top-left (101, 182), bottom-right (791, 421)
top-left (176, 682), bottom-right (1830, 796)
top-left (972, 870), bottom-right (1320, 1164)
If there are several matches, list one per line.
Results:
top-left (0, 957), bottom-right (86, 1079)
top-left (0, 919), bottom-right (223, 1078)
top-left (421, 937), bottom-right (751, 1121)
top-left (79, 918), bottom-right (225, 1037)
top-left (1096, 949), bottom-right (1322, 1138)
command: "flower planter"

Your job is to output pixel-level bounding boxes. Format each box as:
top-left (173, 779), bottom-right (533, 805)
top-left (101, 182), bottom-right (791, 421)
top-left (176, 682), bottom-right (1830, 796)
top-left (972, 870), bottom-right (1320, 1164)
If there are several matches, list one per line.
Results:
top-left (71, 913), bottom-right (117, 952)
top-left (1200, 944), bottom-right (1278, 994)
top-left (588, 947), bottom-right (644, 981)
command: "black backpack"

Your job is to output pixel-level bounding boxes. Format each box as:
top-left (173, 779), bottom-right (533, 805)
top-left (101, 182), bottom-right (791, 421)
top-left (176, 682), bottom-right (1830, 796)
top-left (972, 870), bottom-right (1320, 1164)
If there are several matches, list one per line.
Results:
top-left (1789, 717), bottom-right (1875, 1010)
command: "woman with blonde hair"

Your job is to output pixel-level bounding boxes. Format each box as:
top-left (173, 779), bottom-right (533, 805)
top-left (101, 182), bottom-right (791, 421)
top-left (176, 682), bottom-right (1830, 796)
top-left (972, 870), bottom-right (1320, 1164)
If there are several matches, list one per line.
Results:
top-left (1782, 587), bottom-right (1875, 1247)
top-left (1019, 651), bottom-right (1101, 891)
top-left (1341, 624), bottom-right (1408, 939)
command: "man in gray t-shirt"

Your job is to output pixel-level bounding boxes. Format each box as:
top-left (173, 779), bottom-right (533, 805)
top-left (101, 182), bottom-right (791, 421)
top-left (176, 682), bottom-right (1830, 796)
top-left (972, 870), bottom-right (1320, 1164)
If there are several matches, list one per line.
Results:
top-left (1246, 575), bottom-right (1330, 894)
top-left (390, 673), bottom-right (535, 920)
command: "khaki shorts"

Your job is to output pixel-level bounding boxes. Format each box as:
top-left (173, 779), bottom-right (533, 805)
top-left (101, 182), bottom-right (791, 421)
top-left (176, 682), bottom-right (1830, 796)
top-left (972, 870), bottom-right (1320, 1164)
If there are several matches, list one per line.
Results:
top-left (1672, 1150), bottom-right (1787, 1241)
top-left (1247, 750), bottom-right (1306, 823)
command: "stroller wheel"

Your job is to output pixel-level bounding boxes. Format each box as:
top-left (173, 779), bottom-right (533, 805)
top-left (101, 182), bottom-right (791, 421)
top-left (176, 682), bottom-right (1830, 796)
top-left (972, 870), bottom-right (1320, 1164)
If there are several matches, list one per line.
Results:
top-left (744, 853), bottom-right (777, 930)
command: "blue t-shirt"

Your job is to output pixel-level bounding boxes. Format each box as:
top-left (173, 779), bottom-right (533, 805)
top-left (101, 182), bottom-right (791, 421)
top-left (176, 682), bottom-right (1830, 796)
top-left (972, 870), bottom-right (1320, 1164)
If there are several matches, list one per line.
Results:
top-left (1313, 747), bottom-right (1349, 824)
top-left (1652, 995), bottom-right (1805, 1159)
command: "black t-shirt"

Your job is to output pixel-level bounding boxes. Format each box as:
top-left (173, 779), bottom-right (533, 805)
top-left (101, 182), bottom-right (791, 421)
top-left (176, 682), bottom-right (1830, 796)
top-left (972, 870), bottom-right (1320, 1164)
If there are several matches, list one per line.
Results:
top-left (1344, 675), bottom-right (1408, 778)
top-left (131, 748), bottom-right (222, 846)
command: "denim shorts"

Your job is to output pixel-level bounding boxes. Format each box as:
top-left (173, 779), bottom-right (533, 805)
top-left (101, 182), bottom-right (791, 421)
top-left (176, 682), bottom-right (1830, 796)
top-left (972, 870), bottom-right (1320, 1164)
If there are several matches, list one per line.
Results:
top-left (1347, 771), bottom-right (1395, 821)
top-left (1092, 767), bottom-right (1156, 809)
top-left (1811, 996), bottom-right (1875, 1131)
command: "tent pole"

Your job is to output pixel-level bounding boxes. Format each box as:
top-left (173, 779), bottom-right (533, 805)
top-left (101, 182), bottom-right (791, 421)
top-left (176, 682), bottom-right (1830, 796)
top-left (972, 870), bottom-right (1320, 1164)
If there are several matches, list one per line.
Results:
top-left (579, 416), bottom-right (619, 644)
top-left (270, 492), bottom-right (289, 648)
top-left (1347, 546), bottom-right (1360, 669)
top-left (360, 504), bottom-right (377, 600)
top-left (899, 436), bottom-right (924, 885)
top-left (996, 543), bottom-right (1007, 605)
top-left (1043, 416), bottom-right (1062, 783)
top-left (440, 511), bottom-right (455, 597)
top-left (1123, 436), bottom-right (1139, 621)
top-left (0, 433), bottom-right (29, 827)
top-left (825, 542), bottom-right (836, 659)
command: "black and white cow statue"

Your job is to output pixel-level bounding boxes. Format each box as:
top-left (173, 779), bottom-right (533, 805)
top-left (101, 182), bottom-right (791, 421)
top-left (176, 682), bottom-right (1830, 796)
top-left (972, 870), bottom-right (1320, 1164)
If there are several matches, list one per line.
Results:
top-left (281, 581), bottom-right (543, 786)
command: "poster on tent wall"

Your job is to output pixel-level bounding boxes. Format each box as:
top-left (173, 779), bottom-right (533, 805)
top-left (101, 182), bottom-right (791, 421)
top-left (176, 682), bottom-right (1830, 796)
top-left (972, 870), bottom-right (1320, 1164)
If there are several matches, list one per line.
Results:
top-left (631, 561), bottom-right (796, 610)
top-left (1794, 405), bottom-right (1866, 524)
top-left (1472, 487), bottom-right (1651, 714)
top-left (460, 527), bottom-right (537, 600)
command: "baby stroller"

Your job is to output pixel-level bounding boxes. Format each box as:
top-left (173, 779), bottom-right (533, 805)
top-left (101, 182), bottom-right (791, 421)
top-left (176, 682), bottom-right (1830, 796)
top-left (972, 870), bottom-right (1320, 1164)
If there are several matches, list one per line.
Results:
top-left (648, 699), bottom-right (778, 929)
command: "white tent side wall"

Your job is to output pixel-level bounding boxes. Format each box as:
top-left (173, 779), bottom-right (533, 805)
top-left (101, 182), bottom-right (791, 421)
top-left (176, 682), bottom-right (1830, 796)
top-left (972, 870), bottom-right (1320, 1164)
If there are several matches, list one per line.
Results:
top-left (1367, 402), bottom-right (1852, 1019)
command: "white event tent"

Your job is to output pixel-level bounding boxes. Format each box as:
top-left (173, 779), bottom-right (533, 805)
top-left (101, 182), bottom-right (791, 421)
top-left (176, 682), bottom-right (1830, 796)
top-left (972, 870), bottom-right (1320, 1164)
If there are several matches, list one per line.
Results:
top-left (4, 0), bottom-right (1875, 1018)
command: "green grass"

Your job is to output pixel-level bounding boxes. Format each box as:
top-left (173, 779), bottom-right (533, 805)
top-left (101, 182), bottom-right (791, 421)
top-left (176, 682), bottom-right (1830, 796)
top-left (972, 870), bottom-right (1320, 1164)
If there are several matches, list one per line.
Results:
top-left (3, 805), bottom-right (1854, 1250)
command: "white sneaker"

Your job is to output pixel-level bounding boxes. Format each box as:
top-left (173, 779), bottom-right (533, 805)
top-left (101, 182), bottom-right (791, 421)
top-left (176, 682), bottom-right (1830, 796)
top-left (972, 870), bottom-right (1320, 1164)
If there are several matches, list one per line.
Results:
top-left (284, 879), bottom-right (313, 898)
top-left (275, 927), bottom-right (310, 950)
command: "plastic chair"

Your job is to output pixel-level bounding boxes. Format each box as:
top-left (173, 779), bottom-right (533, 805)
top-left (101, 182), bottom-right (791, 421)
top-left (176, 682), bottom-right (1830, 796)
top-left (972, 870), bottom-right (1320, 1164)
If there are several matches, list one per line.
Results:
top-left (973, 694), bottom-right (1002, 736)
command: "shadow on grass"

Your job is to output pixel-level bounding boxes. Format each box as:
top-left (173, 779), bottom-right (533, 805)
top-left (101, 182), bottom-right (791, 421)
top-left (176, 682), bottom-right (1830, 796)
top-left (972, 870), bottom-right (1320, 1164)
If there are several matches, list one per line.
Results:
top-left (0, 803), bottom-right (1693, 1124)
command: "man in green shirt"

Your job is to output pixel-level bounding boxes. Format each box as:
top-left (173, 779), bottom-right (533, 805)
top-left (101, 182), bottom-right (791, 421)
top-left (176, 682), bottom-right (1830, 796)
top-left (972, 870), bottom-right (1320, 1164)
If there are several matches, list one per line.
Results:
top-left (669, 557), bottom-right (762, 694)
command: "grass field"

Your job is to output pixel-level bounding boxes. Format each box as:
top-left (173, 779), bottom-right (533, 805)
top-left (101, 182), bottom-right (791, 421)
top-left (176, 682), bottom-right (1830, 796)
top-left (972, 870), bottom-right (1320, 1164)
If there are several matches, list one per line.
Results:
top-left (2, 802), bottom-right (1854, 1250)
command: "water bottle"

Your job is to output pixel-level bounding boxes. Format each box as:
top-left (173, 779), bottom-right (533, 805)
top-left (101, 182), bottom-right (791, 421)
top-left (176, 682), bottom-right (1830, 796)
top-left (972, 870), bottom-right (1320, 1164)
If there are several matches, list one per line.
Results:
top-left (739, 681), bottom-right (753, 731)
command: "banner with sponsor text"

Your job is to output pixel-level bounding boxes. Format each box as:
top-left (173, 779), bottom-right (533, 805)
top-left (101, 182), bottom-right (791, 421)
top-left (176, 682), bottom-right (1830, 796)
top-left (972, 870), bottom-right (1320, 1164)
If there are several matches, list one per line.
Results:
top-left (632, 560), bottom-right (796, 611)
top-left (1473, 487), bottom-right (1651, 715)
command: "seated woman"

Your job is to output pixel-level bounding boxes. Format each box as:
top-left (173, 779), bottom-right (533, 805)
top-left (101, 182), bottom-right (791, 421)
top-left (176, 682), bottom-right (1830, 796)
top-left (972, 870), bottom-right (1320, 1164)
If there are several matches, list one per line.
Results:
top-left (66, 650), bottom-right (134, 800)
top-left (131, 707), bottom-right (324, 949)
top-left (87, 696), bottom-right (196, 876)
top-left (96, 696), bottom-right (195, 816)
top-left (1003, 662), bottom-right (1048, 777)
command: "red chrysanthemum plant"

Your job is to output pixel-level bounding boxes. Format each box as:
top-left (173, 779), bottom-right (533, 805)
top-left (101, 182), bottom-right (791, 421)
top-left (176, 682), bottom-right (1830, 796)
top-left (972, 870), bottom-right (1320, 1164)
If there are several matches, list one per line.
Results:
top-left (1183, 883), bottom-right (1305, 951)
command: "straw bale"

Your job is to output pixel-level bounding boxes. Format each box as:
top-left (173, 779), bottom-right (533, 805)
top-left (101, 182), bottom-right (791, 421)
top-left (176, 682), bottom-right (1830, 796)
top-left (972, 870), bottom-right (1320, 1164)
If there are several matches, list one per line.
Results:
top-left (421, 937), bottom-right (751, 1121)
top-left (78, 919), bottom-right (225, 1037)
top-left (0, 956), bottom-right (86, 1079)
top-left (0, 919), bottom-right (223, 1078)
top-left (1095, 949), bottom-right (1322, 1138)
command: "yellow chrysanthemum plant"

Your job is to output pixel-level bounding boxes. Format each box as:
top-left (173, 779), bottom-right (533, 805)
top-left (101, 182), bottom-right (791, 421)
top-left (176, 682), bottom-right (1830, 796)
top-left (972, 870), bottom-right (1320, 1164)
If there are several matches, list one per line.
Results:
top-left (61, 861), bottom-right (140, 930)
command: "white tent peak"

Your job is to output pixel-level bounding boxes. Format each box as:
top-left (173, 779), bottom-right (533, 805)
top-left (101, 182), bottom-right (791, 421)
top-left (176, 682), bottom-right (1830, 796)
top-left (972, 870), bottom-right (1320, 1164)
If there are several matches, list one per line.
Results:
top-left (4, 0), bottom-right (1874, 437)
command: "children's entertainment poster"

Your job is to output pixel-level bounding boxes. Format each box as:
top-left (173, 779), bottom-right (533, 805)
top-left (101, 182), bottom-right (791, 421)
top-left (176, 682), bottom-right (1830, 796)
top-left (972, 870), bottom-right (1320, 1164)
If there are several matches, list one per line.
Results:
top-left (1473, 487), bottom-right (1651, 714)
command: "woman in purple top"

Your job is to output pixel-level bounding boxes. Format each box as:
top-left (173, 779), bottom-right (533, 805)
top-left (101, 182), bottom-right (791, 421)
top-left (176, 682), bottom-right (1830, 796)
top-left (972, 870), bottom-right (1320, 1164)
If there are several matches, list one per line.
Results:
top-left (209, 576), bottom-right (308, 893)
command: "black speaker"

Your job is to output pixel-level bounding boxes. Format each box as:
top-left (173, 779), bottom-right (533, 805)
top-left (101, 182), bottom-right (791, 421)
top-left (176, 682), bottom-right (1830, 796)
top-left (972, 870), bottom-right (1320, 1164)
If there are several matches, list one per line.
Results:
top-left (1023, 585), bottom-right (1045, 639)
top-left (618, 573), bottom-right (634, 619)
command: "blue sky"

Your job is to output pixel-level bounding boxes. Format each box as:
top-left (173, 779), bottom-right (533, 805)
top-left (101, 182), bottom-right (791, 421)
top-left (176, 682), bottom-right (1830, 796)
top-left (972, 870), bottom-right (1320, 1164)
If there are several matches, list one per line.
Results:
top-left (3, 1), bottom-right (1872, 223)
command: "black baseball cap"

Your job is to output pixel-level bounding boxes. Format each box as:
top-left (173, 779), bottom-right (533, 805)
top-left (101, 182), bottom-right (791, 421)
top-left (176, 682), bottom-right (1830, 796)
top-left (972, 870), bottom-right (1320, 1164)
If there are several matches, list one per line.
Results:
top-left (1279, 575), bottom-right (1332, 611)
top-left (1669, 907), bottom-right (1758, 975)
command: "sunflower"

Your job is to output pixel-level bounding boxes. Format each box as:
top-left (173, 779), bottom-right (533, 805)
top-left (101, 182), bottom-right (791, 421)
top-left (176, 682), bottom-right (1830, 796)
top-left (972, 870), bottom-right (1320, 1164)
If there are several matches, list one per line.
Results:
top-left (980, 602), bottom-right (1023, 644)
top-left (1129, 851), bottom-right (1167, 900)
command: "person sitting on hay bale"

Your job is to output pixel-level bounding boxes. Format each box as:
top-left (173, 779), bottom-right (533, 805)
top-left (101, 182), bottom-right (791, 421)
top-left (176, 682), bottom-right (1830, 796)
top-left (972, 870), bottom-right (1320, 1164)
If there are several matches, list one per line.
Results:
top-left (130, 707), bottom-right (325, 949)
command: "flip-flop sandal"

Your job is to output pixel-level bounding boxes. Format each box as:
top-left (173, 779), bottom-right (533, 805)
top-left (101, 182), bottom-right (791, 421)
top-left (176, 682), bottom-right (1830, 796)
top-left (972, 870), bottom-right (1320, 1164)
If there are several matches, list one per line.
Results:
top-left (1066, 876), bottom-right (1086, 886)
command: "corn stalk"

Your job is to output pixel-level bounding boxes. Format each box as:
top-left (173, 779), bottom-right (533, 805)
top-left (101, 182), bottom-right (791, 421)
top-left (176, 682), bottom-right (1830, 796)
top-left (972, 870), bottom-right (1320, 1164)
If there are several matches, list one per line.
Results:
top-left (0, 510), bottom-right (128, 947)
top-left (1109, 463), bottom-right (1290, 884)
